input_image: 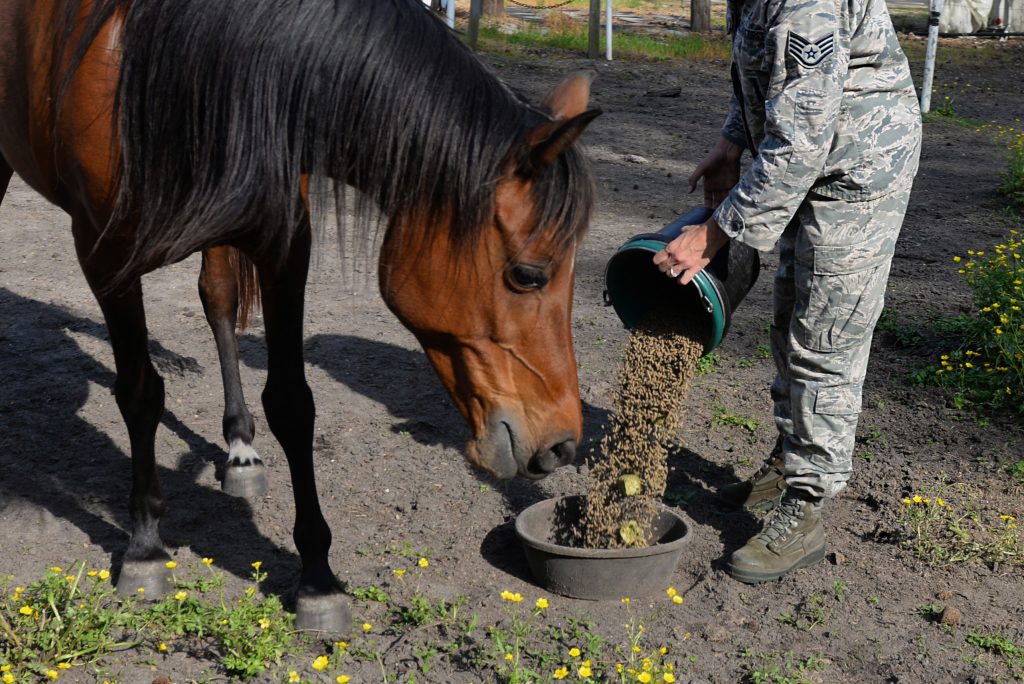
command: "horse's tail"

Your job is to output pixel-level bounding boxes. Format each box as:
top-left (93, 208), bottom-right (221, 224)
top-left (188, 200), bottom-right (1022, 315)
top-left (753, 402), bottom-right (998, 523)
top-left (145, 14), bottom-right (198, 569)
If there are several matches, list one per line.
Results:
top-left (227, 247), bottom-right (261, 331)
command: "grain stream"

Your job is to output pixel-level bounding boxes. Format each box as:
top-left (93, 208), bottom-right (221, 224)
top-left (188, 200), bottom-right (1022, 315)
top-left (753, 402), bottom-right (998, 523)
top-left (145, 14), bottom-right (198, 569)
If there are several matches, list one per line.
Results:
top-left (574, 317), bottom-right (703, 549)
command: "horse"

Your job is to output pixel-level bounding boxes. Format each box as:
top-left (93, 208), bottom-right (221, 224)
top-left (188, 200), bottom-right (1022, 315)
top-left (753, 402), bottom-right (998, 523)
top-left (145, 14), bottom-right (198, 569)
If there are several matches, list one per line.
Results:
top-left (0, 0), bottom-right (599, 629)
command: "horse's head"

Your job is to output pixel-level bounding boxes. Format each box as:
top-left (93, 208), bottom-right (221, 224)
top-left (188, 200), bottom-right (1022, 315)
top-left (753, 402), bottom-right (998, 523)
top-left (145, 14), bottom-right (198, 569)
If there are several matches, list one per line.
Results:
top-left (379, 73), bottom-right (599, 480)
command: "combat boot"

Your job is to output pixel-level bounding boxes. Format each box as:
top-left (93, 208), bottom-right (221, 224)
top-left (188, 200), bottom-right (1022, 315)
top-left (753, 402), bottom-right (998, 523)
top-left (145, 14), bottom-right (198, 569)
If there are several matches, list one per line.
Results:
top-left (727, 490), bottom-right (826, 584)
top-left (718, 451), bottom-right (787, 511)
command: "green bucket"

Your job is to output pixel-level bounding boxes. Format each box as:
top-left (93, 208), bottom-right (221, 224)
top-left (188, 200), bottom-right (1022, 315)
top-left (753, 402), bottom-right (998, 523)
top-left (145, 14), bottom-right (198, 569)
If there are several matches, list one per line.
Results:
top-left (603, 207), bottom-right (761, 354)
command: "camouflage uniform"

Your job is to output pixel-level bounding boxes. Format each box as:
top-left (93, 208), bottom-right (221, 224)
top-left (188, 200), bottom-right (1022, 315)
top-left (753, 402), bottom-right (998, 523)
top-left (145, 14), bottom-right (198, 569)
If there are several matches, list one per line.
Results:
top-left (711, 0), bottom-right (922, 499)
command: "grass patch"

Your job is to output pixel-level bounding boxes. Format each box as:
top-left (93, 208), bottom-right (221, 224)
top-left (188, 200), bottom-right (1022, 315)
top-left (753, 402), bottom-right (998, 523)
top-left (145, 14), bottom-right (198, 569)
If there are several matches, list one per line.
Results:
top-left (477, 24), bottom-right (730, 61)
top-left (897, 483), bottom-right (1023, 567)
top-left (739, 649), bottom-right (829, 684)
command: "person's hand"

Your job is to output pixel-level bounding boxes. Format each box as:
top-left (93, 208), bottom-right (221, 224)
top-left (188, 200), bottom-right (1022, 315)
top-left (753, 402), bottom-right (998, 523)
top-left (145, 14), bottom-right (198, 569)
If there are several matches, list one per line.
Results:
top-left (652, 218), bottom-right (729, 286)
top-left (689, 137), bottom-right (743, 208)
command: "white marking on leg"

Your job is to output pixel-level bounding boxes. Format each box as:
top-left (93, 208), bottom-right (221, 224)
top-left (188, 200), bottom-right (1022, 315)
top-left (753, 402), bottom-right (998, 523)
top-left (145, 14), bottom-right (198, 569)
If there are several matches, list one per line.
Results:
top-left (228, 439), bottom-right (262, 467)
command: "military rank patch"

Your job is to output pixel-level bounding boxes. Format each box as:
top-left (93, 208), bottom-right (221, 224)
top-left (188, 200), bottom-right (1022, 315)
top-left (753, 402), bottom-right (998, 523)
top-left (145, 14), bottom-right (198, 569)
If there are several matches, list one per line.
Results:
top-left (787, 32), bottom-right (834, 68)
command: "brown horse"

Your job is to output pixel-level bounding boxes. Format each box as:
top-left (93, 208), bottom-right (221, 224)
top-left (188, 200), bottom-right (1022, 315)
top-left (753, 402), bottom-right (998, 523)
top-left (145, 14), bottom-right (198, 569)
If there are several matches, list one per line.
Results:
top-left (0, 0), bottom-right (598, 629)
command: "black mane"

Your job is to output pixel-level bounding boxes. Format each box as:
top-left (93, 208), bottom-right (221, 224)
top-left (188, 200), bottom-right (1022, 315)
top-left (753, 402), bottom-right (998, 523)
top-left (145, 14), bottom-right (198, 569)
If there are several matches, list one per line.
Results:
top-left (57, 0), bottom-right (595, 275)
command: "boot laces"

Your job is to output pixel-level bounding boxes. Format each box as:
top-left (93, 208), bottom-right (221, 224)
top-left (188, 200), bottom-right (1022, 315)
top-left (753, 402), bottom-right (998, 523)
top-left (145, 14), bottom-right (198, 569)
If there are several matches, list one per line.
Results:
top-left (756, 496), bottom-right (804, 543)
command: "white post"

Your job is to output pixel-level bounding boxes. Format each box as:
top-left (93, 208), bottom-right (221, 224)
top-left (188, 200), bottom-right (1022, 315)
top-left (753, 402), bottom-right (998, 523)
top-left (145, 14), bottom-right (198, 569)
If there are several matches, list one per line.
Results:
top-left (920, 0), bottom-right (944, 113)
top-left (605, 0), bottom-right (613, 61)
top-left (447, 0), bottom-right (455, 28)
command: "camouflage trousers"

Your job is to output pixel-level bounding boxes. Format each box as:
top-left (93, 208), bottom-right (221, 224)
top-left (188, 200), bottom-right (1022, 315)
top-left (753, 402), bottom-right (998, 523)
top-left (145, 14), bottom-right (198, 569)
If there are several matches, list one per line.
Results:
top-left (771, 187), bottom-right (912, 500)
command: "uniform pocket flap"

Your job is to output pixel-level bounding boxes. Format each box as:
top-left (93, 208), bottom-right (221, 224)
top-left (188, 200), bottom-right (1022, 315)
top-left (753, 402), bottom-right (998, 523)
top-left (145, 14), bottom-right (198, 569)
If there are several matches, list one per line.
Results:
top-left (812, 238), bottom-right (894, 276)
top-left (814, 383), bottom-right (862, 415)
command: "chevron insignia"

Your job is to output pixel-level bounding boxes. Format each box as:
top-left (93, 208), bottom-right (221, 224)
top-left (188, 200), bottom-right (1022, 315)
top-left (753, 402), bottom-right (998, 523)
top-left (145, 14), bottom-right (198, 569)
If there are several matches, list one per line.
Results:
top-left (787, 32), bottom-right (834, 68)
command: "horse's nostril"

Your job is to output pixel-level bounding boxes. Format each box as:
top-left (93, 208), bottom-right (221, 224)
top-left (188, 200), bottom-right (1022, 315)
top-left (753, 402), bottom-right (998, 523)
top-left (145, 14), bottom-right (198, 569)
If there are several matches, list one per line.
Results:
top-left (551, 439), bottom-right (576, 466)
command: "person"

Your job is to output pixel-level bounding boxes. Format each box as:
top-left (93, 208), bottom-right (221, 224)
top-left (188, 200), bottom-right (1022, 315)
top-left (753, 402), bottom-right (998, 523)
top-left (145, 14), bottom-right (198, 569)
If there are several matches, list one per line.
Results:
top-left (652, 0), bottom-right (922, 583)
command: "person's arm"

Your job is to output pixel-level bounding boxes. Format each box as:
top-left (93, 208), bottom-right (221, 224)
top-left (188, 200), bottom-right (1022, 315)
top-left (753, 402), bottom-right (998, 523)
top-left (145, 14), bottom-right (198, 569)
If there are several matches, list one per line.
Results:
top-left (721, 93), bottom-right (748, 152)
top-left (712, 0), bottom-right (851, 251)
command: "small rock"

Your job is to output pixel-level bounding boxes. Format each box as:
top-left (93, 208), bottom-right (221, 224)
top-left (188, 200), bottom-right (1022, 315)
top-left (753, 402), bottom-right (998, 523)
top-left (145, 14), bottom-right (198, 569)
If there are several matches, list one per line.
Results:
top-left (153, 677), bottom-right (172, 684)
top-left (705, 626), bottom-right (730, 642)
top-left (939, 606), bottom-right (962, 626)
top-left (829, 551), bottom-right (846, 565)
top-left (624, 154), bottom-right (650, 164)
top-left (936, 590), bottom-right (954, 600)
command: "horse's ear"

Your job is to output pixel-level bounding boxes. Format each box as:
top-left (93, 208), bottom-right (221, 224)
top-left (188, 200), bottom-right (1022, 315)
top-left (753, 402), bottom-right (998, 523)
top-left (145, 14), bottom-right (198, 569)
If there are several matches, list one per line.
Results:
top-left (519, 108), bottom-right (602, 177)
top-left (543, 70), bottom-right (596, 120)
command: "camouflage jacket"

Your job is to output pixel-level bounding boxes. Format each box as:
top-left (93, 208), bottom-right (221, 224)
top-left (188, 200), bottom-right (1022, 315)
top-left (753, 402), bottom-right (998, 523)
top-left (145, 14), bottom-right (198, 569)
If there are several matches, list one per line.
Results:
top-left (712, 0), bottom-right (923, 250)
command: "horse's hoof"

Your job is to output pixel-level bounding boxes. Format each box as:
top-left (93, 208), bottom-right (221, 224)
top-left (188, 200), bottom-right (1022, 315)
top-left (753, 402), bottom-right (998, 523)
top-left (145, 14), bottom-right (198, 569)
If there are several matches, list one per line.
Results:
top-left (116, 559), bottom-right (173, 599)
top-left (222, 462), bottom-right (269, 498)
top-left (295, 593), bottom-right (352, 632)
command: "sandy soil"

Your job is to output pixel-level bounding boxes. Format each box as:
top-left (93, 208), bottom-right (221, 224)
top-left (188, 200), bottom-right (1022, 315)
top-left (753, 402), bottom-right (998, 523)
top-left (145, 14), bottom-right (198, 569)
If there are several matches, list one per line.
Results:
top-left (1, 36), bottom-right (1023, 684)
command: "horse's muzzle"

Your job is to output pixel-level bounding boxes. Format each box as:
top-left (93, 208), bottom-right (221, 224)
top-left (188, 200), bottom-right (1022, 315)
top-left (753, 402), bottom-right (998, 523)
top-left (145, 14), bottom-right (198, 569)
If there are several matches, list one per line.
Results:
top-left (526, 438), bottom-right (576, 478)
top-left (469, 411), bottom-right (577, 481)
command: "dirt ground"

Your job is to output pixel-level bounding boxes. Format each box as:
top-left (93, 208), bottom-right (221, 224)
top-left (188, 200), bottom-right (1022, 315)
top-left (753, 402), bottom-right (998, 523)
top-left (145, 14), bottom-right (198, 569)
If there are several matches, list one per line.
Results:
top-left (1, 32), bottom-right (1023, 684)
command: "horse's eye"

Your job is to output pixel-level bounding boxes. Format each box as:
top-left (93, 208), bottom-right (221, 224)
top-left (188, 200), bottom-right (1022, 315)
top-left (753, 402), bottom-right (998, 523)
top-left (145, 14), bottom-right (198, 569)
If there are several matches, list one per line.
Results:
top-left (506, 263), bottom-right (549, 292)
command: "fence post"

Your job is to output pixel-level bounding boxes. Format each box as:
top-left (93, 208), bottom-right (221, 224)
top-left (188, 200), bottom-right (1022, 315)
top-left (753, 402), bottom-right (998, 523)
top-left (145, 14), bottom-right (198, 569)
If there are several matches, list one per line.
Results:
top-left (691, 0), bottom-right (711, 32)
top-left (921, 0), bottom-right (944, 113)
top-left (589, 0), bottom-right (601, 58)
top-left (606, 0), bottom-right (613, 60)
top-left (469, 0), bottom-right (482, 49)
top-left (447, 0), bottom-right (455, 28)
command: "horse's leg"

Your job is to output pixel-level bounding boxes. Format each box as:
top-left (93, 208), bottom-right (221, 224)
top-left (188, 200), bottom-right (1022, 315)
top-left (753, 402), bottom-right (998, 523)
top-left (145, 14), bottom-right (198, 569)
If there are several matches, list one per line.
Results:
top-left (0, 156), bottom-right (12, 207)
top-left (258, 222), bottom-right (348, 631)
top-left (71, 219), bottom-right (172, 597)
top-left (199, 247), bottom-right (267, 498)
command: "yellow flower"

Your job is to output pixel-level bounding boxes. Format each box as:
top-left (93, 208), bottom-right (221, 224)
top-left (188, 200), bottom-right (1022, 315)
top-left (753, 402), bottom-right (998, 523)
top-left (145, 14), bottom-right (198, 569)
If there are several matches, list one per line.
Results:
top-left (288, 672), bottom-right (300, 683)
top-left (659, 646), bottom-right (668, 655)
top-left (1000, 515), bottom-right (1016, 522)
top-left (98, 570), bottom-right (110, 580)
top-left (18, 605), bottom-right (32, 616)
top-left (509, 592), bottom-right (523, 603)
top-left (616, 663), bottom-right (624, 673)
top-left (936, 498), bottom-right (946, 507)
top-left (672, 595), bottom-right (683, 604)
top-left (666, 587), bottom-right (677, 597)
top-left (158, 643), bottom-right (167, 652)
top-left (45, 670), bottom-right (58, 680)
top-left (902, 498), bottom-right (912, 505)
top-left (137, 587), bottom-right (145, 594)
top-left (504, 653), bottom-right (514, 662)
top-left (57, 663), bottom-right (71, 670)
top-left (535, 597), bottom-right (549, 609)
top-left (569, 648), bottom-right (581, 658)
top-left (251, 561), bottom-right (262, 570)
top-left (663, 674), bottom-right (677, 683)
top-left (2, 673), bottom-right (13, 684)
top-left (0, 666), bottom-right (10, 673)
top-left (312, 655), bottom-right (329, 671)
top-left (632, 645), bottom-right (642, 653)
top-left (362, 622), bottom-right (373, 632)
top-left (912, 495), bottom-right (923, 504)
top-left (337, 677), bottom-right (351, 684)
top-left (620, 597), bottom-right (631, 605)
top-left (51, 566), bottom-right (62, 573)
top-left (12, 588), bottom-right (22, 600)
top-left (418, 557), bottom-right (429, 568)
top-left (637, 673), bottom-right (653, 683)
top-left (257, 617), bottom-right (271, 629)
top-left (165, 560), bottom-right (178, 569)
top-left (393, 569), bottom-right (406, 578)
top-left (953, 255), bottom-right (961, 262)
top-left (174, 590), bottom-right (188, 602)
top-left (87, 570), bottom-right (98, 577)
top-left (202, 557), bottom-right (214, 566)
top-left (554, 667), bottom-right (569, 680)
top-left (500, 590), bottom-right (515, 601)
top-left (578, 664), bottom-right (593, 678)
top-left (335, 641), bottom-right (348, 650)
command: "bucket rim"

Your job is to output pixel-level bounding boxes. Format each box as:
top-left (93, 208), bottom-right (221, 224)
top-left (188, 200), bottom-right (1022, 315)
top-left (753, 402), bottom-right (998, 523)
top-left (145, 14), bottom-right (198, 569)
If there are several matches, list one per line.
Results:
top-left (605, 235), bottom-right (727, 352)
